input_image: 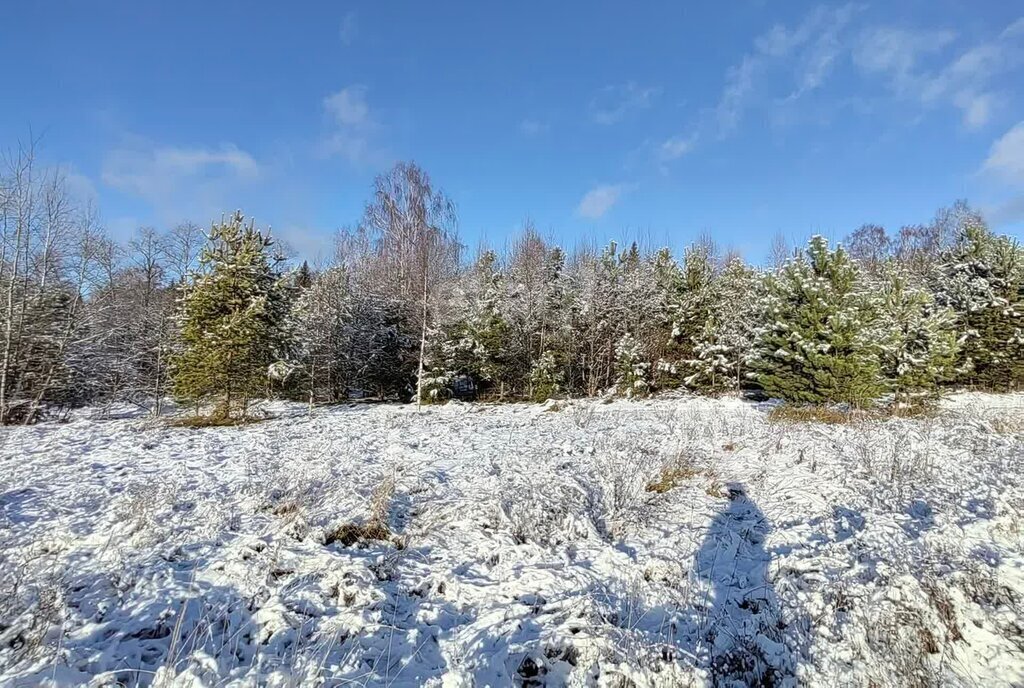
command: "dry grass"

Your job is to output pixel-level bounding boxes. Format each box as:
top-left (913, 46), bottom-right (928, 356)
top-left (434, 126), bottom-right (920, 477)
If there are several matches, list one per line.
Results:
top-left (324, 521), bottom-right (394, 547)
top-left (645, 452), bottom-right (721, 495)
top-left (324, 474), bottom-right (402, 549)
top-left (172, 414), bottom-right (260, 428)
top-left (646, 464), bottom-right (702, 493)
top-left (768, 401), bottom-right (946, 425)
top-left (987, 411), bottom-right (1024, 435)
top-left (767, 405), bottom-right (864, 425)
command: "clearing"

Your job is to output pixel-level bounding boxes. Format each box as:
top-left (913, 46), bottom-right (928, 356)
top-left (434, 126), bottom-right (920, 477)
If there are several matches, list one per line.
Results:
top-left (1, 394), bottom-right (1022, 686)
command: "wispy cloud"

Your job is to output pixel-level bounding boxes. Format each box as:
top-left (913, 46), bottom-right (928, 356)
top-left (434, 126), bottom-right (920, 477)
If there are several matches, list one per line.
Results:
top-left (324, 86), bottom-right (371, 127)
top-left (657, 10), bottom-right (1023, 169)
top-left (101, 137), bottom-right (262, 224)
top-left (589, 82), bottom-right (660, 125)
top-left (716, 4), bottom-right (861, 134)
top-left (103, 140), bottom-right (259, 200)
top-left (853, 17), bottom-right (1024, 129)
top-left (981, 120), bottom-right (1024, 224)
top-left (519, 118), bottom-right (550, 136)
top-left (576, 184), bottom-right (624, 219)
top-left (658, 134), bottom-right (696, 161)
top-left (339, 11), bottom-right (358, 46)
top-left (59, 164), bottom-right (99, 204)
top-left (982, 120), bottom-right (1024, 183)
top-left (659, 4), bottom-right (859, 163)
top-left (319, 85), bottom-right (388, 165)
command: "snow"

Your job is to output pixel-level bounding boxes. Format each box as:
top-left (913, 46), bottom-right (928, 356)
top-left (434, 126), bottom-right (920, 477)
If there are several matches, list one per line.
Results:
top-left (1, 394), bottom-right (1023, 686)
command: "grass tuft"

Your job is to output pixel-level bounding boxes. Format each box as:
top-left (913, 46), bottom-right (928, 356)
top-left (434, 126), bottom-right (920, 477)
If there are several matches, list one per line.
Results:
top-left (767, 404), bottom-right (866, 425)
top-left (325, 521), bottom-right (393, 547)
top-left (172, 414), bottom-right (263, 428)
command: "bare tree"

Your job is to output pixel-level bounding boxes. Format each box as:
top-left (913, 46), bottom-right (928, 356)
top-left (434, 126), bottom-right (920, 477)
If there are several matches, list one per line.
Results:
top-left (845, 224), bottom-right (891, 275)
top-left (359, 162), bottom-right (461, 405)
top-left (161, 221), bottom-right (204, 285)
top-left (767, 230), bottom-right (792, 270)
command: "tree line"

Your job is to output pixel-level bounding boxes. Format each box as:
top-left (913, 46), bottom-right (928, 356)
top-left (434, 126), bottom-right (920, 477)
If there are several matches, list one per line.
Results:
top-left (2, 145), bottom-right (1021, 423)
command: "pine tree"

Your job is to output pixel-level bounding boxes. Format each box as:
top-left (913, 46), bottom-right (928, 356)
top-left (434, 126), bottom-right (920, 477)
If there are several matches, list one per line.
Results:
top-left (875, 263), bottom-right (958, 405)
top-left (428, 250), bottom-right (511, 399)
top-left (614, 331), bottom-right (650, 397)
top-left (529, 349), bottom-right (565, 401)
top-left (172, 212), bottom-right (293, 421)
top-left (751, 236), bottom-right (882, 405)
top-left (686, 257), bottom-right (765, 393)
top-left (533, 245), bottom-right (573, 398)
top-left (660, 240), bottom-right (716, 388)
top-left (651, 247), bottom-right (685, 387)
top-left (932, 220), bottom-right (1024, 391)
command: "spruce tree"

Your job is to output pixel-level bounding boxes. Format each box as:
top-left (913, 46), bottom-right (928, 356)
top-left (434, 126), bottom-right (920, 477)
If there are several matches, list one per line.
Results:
top-left (750, 236), bottom-right (881, 405)
top-left (172, 212), bottom-right (293, 421)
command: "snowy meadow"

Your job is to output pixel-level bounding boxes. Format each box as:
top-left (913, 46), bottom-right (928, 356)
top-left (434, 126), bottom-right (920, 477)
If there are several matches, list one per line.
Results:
top-left (1, 393), bottom-right (1022, 687)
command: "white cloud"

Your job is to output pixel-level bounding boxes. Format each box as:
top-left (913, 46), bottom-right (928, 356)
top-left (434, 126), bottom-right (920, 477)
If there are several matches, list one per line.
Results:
top-left (982, 121), bottom-right (1024, 183)
top-left (667, 10), bottom-right (1021, 161)
top-left (590, 82), bottom-right (660, 125)
top-left (981, 121), bottom-right (1024, 224)
top-left (659, 134), bottom-right (696, 161)
top-left (102, 141), bottom-right (259, 200)
top-left (519, 118), bottom-right (549, 136)
top-left (339, 11), bottom-right (357, 46)
top-left (100, 138), bottom-right (263, 226)
top-left (320, 86), bottom-right (387, 165)
top-left (853, 17), bottom-right (1024, 129)
top-left (59, 165), bottom-right (98, 204)
top-left (658, 5), bottom-right (858, 167)
top-left (956, 91), bottom-right (998, 131)
top-left (576, 184), bottom-right (624, 219)
top-left (324, 86), bottom-right (371, 127)
top-left (716, 4), bottom-right (860, 133)
top-left (852, 27), bottom-right (955, 82)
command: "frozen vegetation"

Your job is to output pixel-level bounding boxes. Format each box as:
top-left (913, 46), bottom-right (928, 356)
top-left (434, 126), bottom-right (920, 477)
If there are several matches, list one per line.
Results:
top-left (1, 393), bottom-right (1022, 686)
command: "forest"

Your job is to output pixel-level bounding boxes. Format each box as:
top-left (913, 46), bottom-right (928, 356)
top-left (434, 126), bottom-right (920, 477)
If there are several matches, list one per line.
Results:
top-left (2, 144), bottom-right (1022, 424)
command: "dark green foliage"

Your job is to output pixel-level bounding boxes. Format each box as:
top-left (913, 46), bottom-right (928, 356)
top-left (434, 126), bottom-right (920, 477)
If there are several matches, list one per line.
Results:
top-left (932, 221), bottom-right (1024, 391)
top-left (875, 263), bottom-right (958, 404)
top-left (751, 236), bottom-right (882, 405)
top-left (172, 212), bottom-right (293, 420)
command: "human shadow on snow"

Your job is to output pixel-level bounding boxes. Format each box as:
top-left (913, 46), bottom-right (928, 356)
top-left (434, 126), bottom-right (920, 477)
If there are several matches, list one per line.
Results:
top-left (693, 483), bottom-right (804, 687)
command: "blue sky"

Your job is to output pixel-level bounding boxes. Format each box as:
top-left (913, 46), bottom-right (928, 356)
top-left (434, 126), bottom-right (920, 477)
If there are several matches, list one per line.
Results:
top-left (3, 1), bottom-right (1023, 263)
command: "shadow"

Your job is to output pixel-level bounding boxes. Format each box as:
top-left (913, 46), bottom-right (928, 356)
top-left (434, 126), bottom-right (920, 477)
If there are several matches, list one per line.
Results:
top-left (2, 553), bottom-right (262, 687)
top-left (0, 487), bottom-right (40, 526)
top-left (693, 483), bottom-right (802, 686)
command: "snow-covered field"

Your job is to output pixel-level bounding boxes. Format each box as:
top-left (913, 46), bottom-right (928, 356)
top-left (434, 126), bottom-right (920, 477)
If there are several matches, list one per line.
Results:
top-left (1, 394), bottom-right (1022, 687)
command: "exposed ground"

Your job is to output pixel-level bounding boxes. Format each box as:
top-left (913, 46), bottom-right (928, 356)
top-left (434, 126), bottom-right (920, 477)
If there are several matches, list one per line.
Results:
top-left (1, 394), bottom-right (1022, 686)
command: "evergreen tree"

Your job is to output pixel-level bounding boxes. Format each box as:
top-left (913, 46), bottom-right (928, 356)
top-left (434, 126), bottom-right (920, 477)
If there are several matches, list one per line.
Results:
top-left (172, 212), bottom-right (293, 420)
top-left (932, 220), bottom-right (1024, 391)
top-left (529, 349), bottom-right (565, 401)
top-left (294, 260), bottom-right (314, 290)
top-left (533, 245), bottom-right (573, 398)
top-left (614, 331), bottom-right (650, 397)
top-left (875, 263), bottom-right (958, 405)
top-left (686, 257), bottom-right (765, 393)
top-left (660, 240), bottom-right (716, 387)
top-left (428, 250), bottom-right (511, 399)
top-left (291, 266), bottom-right (351, 404)
top-left (751, 236), bottom-right (882, 405)
top-left (651, 247), bottom-right (686, 387)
